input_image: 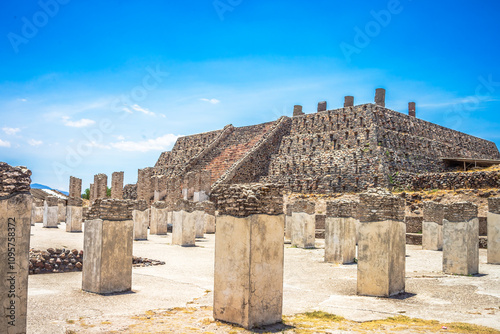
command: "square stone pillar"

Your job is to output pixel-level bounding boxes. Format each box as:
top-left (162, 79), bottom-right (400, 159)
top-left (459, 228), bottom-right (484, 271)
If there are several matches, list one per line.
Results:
top-left (0, 163), bottom-right (32, 334)
top-left (488, 198), bottom-right (500, 264)
top-left (422, 201), bottom-right (447, 251)
top-left (82, 218), bottom-right (134, 294)
top-left (443, 202), bottom-right (479, 275)
top-left (111, 171), bottom-right (124, 199)
top-left (194, 210), bottom-right (205, 238)
top-left (172, 200), bottom-right (196, 246)
top-left (66, 206), bottom-right (83, 232)
top-left (290, 200), bottom-right (315, 249)
top-left (284, 203), bottom-right (292, 243)
top-left (325, 199), bottom-right (358, 264)
top-left (94, 173), bottom-right (108, 200)
top-left (150, 201), bottom-right (168, 235)
top-left (213, 183), bottom-right (284, 329)
top-left (133, 209), bottom-right (150, 241)
top-left (357, 188), bottom-right (406, 297)
top-left (43, 196), bottom-right (59, 228)
top-left (204, 213), bottom-right (216, 234)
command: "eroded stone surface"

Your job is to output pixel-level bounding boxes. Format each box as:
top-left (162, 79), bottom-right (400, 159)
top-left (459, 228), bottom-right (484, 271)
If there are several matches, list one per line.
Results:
top-left (290, 212), bottom-right (315, 249)
top-left (172, 211), bottom-right (196, 246)
top-left (487, 212), bottom-right (500, 264)
top-left (66, 206), bottom-right (82, 233)
top-left (133, 209), bottom-right (149, 241)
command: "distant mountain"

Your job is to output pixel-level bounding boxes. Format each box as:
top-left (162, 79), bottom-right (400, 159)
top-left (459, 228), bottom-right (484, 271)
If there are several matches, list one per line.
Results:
top-left (31, 183), bottom-right (51, 190)
top-left (31, 183), bottom-right (69, 196)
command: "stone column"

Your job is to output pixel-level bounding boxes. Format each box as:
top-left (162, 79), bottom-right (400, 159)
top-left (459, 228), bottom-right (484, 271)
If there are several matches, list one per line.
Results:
top-left (196, 201), bottom-right (216, 234)
top-left (150, 201), bottom-right (169, 235)
top-left (213, 183), bottom-right (284, 329)
top-left (422, 201), bottom-right (446, 251)
top-left (67, 176), bottom-right (83, 232)
top-left (357, 188), bottom-right (406, 297)
top-left (325, 199), bottom-right (358, 264)
top-left (0, 163), bottom-right (32, 334)
top-left (94, 173), bottom-right (108, 200)
top-left (89, 183), bottom-right (95, 203)
top-left (290, 200), bottom-right (316, 249)
top-left (57, 200), bottom-right (66, 223)
top-left (317, 101), bottom-right (327, 112)
top-left (375, 88), bottom-right (386, 107)
top-left (133, 208), bottom-right (150, 241)
top-left (344, 96), bottom-right (354, 107)
top-left (443, 202), bottom-right (479, 275)
top-left (284, 203), bottom-right (292, 243)
top-left (408, 102), bottom-right (416, 117)
top-left (111, 171), bottom-right (124, 199)
top-left (488, 198), bottom-right (500, 264)
top-left (82, 201), bottom-right (133, 294)
top-left (137, 167), bottom-right (154, 203)
top-left (43, 196), bottom-right (59, 228)
top-left (172, 200), bottom-right (196, 247)
top-left (293, 105), bottom-right (304, 116)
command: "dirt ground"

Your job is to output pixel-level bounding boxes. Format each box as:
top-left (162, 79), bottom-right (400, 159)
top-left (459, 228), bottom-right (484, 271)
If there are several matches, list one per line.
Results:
top-left (27, 223), bottom-right (500, 334)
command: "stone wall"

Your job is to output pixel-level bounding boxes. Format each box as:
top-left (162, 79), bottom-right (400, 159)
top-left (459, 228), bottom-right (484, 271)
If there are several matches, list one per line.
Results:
top-left (393, 170), bottom-right (500, 191)
top-left (0, 162), bottom-right (31, 196)
top-left (423, 201), bottom-right (448, 224)
top-left (212, 183), bottom-right (283, 217)
top-left (358, 188), bottom-right (405, 222)
top-left (123, 184), bottom-right (137, 200)
top-left (326, 199), bottom-right (359, 218)
top-left (444, 202), bottom-right (478, 222)
top-left (87, 199), bottom-right (147, 221)
top-left (488, 197), bottom-right (500, 214)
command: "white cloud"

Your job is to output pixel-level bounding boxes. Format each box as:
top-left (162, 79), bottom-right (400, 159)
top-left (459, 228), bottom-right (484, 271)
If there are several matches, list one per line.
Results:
top-left (0, 139), bottom-right (11, 147)
top-left (110, 134), bottom-right (180, 152)
top-left (17, 98), bottom-right (27, 102)
top-left (115, 135), bottom-right (125, 140)
top-left (3, 127), bottom-right (21, 135)
top-left (28, 139), bottom-right (43, 146)
top-left (131, 104), bottom-right (155, 116)
top-left (62, 116), bottom-right (96, 128)
top-left (200, 98), bottom-right (220, 104)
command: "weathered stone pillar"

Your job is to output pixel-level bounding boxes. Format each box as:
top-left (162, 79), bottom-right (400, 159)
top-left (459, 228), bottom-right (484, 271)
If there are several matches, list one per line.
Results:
top-left (375, 88), bottom-right (386, 107)
top-left (344, 96), bottom-right (354, 107)
top-left (488, 198), bottom-right (500, 264)
top-left (290, 200), bottom-right (316, 249)
top-left (213, 183), bottom-right (284, 329)
top-left (317, 101), bottom-right (327, 112)
top-left (89, 183), bottom-right (95, 203)
top-left (43, 196), bottom-right (59, 228)
top-left (408, 102), bottom-right (416, 117)
top-left (443, 202), bottom-right (479, 275)
top-left (0, 163), bottom-right (32, 334)
top-left (66, 206), bottom-right (83, 233)
top-left (67, 176), bottom-right (83, 232)
top-left (293, 105), bottom-right (304, 116)
top-left (422, 201), bottom-right (446, 251)
top-left (94, 173), bottom-right (108, 199)
top-left (194, 207), bottom-right (205, 238)
top-left (196, 201), bottom-right (216, 234)
top-left (137, 167), bottom-right (154, 203)
top-left (325, 199), bottom-right (358, 264)
top-left (111, 171), bottom-right (124, 199)
top-left (150, 201), bottom-right (169, 235)
top-left (194, 170), bottom-right (211, 202)
top-left (284, 203), bottom-right (292, 243)
top-left (357, 188), bottom-right (406, 297)
top-left (82, 201), bottom-right (133, 294)
top-left (133, 208), bottom-right (150, 241)
top-left (172, 200), bottom-right (196, 246)
top-left (57, 200), bottom-right (66, 223)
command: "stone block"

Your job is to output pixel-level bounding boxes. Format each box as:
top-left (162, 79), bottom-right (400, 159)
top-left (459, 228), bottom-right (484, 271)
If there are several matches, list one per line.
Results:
top-left (357, 220), bottom-right (406, 296)
top-left (133, 209), bottom-right (149, 241)
top-left (66, 206), bottom-right (82, 233)
top-left (172, 210), bottom-right (196, 246)
top-left (43, 200), bottom-right (58, 228)
top-left (422, 201), bottom-right (447, 251)
top-left (375, 88), bottom-right (385, 107)
top-left (0, 193), bottom-right (32, 333)
top-left (214, 214), bottom-right (284, 329)
top-left (58, 202), bottom-right (66, 223)
top-left (442, 202), bottom-right (479, 275)
top-left (344, 96), bottom-right (354, 107)
top-left (325, 217), bottom-right (357, 264)
top-left (82, 219), bottom-right (133, 294)
top-left (487, 212), bottom-right (500, 264)
top-left (194, 210), bottom-right (205, 238)
top-left (290, 212), bottom-right (315, 249)
top-left (204, 213), bottom-right (216, 234)
top-left (150, 207), bottom-right (169, 235)
top-left (193, 191), bottom-right (209, 202)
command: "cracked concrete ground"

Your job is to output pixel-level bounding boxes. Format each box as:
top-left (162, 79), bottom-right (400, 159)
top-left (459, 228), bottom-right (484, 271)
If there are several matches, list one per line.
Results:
top-left (27, 222), bottom-right (500, 333)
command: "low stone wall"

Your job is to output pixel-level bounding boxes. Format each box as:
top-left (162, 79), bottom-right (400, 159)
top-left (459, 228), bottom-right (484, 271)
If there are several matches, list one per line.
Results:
top-left (212, 183), bottom-right (283, 217)
top-left (393, 170), bottom-right (500, 191)
top-left (0, 162), bottom-right (31, 196)
top-left (87, 199), bottom-right (147, 220)
top-left (405, 216), bottom-right (422, 233)
top-left (123, 184), bottom-right (138, 200)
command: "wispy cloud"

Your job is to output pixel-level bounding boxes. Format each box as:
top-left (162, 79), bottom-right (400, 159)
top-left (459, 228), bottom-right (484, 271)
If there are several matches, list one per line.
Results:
top-left (62, 116), bottom-right (96, 128)
top-left (3, 127), bottom-right (21, 135)
top-left (200, 98), bottom-right (220, 104)
top-left (110, 134), bottom-right (180, 152)
top-left (0, 139), bottom-right (11, 147)
top-left (17, 98), bottom-right (27, 102)
top-left (28, 139), bottom-right (43, 146)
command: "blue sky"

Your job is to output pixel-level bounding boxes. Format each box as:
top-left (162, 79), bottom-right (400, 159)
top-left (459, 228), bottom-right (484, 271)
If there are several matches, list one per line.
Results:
top-left (1, 0), bottom-right (499, 191)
